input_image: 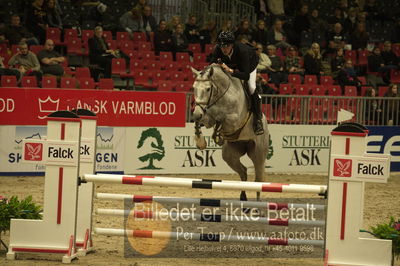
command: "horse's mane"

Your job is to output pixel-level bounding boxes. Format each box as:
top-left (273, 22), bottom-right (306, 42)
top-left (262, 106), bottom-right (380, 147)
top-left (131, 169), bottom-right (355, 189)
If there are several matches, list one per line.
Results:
top-left (199, 65), bottom-right (230, 80)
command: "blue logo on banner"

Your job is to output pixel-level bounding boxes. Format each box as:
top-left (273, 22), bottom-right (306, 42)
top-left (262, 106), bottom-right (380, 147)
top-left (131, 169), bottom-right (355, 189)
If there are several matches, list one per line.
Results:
top-left (366, 126), bottom-right (400, 172)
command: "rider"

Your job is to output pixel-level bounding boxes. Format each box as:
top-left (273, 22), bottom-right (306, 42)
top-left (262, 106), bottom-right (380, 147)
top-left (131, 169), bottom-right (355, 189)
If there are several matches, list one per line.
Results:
top-left (211, 31), bottom-right (264, 135)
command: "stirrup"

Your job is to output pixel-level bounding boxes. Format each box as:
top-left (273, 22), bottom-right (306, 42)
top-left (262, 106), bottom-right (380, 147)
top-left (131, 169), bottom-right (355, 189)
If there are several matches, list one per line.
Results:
top-left (253, 120), bottom-right (264, 135)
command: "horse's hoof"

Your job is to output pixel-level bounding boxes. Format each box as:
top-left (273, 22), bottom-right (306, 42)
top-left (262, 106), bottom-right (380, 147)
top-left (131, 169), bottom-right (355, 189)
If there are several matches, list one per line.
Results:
top-left (195, 135), bottom-right (207, 150)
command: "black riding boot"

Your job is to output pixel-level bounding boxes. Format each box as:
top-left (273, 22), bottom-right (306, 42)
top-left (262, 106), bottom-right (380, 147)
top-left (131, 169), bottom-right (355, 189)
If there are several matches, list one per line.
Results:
top-left (251, 92), bottom-right (264, 135)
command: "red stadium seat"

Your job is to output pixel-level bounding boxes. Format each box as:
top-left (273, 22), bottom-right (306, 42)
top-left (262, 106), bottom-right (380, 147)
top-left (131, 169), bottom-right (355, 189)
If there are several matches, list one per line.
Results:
top-left (119, 40), bottom-right (134, 54)
top-left (30, 45), bottom-right (43, 55)
top-left (159, 51), bottom-right (173, 62)
top-left (153, 70), bottom-right (170, 81)
top-left (42, 76), bottom-right (57, 88)
top-left (116, 32), bottom-right (130, 42)
top-left (344, 86), bottom-right (358, 96)
top-left (111, 58), bottom-right (127, 76)
top-left (158, 80), bottom-right (175, 91)
top-left (21, 76), bottom-right (38, 88)
top-left (176, 52), bottom-right (190, 62)
top-left (327, 85), bottom-right (342, 96)
top-left (81, 30), bottom-right (94, 42)
top-left (204, 43), bottom-right (215, 54)
top-left (288, 74), bottom-right (302, 85)
top-left (1, 75), bottom-right (18, 87)
top-left (60, 77), bottom-right (77, 89)
top-left (132, 32), bottom-right (147, 42)
top-left (140, 51), bottom-right (156, 61)
top-left (75, 67), bottom-right (91, 78)
top-left (320, 75), bottom-right (334, 85)
top-left (188, 43), bottom-right (201, 54)
top-left (137, 42), bottom-right (152, 51)
top-left (169, 70), bottom-right (187, 81)
top-left (65, 38), bottom-right (83, 55)
top-left (78, 78), bottom-right (96, 89)
top-left (102, 31), bottom-right (113, 40)
top-left (390, 69), bottom-right (400, 83)
top-left (106, 40), bottom-right (117, 50)
top-left (378, 86), bottom-right (388, 97)
top-left (175, 81), bottom-right (193, 92)
top-left (344, 50), bottom-right (357, 63)
top-left (98, 78), bottom-right (114, 90)
top-left (304, 75), bottom-right (317, 85)
top-left (279, 83), bottom-right (293, 94)
top-left (193, 53), bottom-right (207, 63)
top-left (293, 85), bottom-right (310, 95)
top-left (46, 27), bottom-right (62, 45)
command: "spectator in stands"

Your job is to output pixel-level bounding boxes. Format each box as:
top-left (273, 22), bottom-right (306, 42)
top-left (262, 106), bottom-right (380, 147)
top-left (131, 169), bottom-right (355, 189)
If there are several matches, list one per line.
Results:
top-left (381, 41), bottom-right (399, 69)
top-left (328, 7), bottom-right (345, 29)
top-left (172, 23), bottom-right (190, 59)
top-left (88, 26), bottom-right (117, 78)
top-left (350, 22), bottom-right (369, 50)
top-left (141, 5), bottom-right (157, 37)
top-left (253, 0), bottom-right (269, 22)
top-left (309, 9), bottom-right (327, 34)
top-left (25, 0), bottom-right (47, 44)
top-left (337, 59), bottom-right (362, 94)
top-left (154, 20), bottom-right (173, 56)
top-left (326, 23), bottom-right (348, 55)
top-left (343, 7), bottom-right (358, 34)
top-left (255, 43), bottom-right (271, 73)
top-left (252, 20), bottom-right (269, 49)
top-left (267, 0), bottom-right (285, 18)
top-left (5, 15), bottom-right (39, 46)
top-left (383, 83), bottom-right (399, 125)
top-left (257, 73), bottom-right (277, 96)
top-left (133, 0), bottom-right (147, 11)
top-left (45, 0), bottom-right (63, 29)
top-left (234, 19), bottom-right (253, 43)
top-left (267, 19), bottom-right (290, 50)
top-left (303, 43), bottom-right (324, 79)
top-left (293, 4), bottom-right (311, 46)
top-left (368, 46), bottom-right (394, 84)
top-left (120, 8), bottom-right (143, 35)
top-left (184, 15), bottom-right (200, 44)
top-left (8, 41), bottom-right (42, 82)
top-left (167, 16), bottom-right (181, 33)
top-left (0, 56), bottom-right (22, 81)
top-left (364, 87), bottom-right (382, 124)
top-left (199, 20), bottom-right (217, 51)
top-left (265, 44), bottom-right (286, 86)
top-left (88, 2), bottom-right (108, 26)
top-left (284, 46), bottom-right (303, 75)
top-left (219, 20), bottom-right (236, 35)
top-left (356, 11), bottom-right (367, 25)
top-left (331, 47), bottom-right (346, 77)
top-left (37, 39), bottom-right (65, 76)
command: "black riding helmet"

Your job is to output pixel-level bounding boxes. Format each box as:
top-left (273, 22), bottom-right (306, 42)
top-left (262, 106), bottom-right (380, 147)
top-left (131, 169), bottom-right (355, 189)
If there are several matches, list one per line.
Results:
top-left (217, 31), bottom-right (235, 47)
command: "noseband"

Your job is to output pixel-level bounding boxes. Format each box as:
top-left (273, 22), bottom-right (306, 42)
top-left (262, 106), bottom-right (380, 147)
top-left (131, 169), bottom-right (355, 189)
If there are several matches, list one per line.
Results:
top-left (194, 75), bottom-right (231, 115)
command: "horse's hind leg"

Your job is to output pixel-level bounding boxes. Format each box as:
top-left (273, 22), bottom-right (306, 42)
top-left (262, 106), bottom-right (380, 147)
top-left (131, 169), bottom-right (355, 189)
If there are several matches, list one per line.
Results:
top-left (222, 142), bottom-right (247, 201)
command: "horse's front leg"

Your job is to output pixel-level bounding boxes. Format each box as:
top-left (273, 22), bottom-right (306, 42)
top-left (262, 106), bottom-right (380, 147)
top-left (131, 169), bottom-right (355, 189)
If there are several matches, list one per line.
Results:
top-left (222, 142), bottom-right (247, 201)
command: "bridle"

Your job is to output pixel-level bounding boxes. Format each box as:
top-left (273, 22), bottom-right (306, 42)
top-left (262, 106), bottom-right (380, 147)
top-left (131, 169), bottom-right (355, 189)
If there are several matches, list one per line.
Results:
top-left (194, 70), bottom-right (231, 115)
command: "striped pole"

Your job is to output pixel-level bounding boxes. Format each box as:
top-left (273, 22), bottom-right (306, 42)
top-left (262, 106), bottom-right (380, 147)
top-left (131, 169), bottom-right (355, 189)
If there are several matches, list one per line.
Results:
top-left (95, 208), bottom-right (326, 227)
top-left (84, 174), bottom-right (327, 194)
top-left (96, 193), bottom-right (326, 211)
top-left (94, 228), bottom-right (325, 246)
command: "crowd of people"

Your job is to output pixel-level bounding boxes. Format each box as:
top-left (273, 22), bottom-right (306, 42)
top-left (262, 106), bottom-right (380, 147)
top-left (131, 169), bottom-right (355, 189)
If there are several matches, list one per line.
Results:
top-left (0, 0), bottom-right (398, 124)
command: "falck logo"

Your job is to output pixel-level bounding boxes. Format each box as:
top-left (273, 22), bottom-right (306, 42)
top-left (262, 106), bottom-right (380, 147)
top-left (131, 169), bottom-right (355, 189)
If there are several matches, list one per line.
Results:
top-left (333, 158), bottom-right (352, 177)
top-left (24, 142), bottom-right (43, 161)
top-left (38, 96), bottom-right (60, 119)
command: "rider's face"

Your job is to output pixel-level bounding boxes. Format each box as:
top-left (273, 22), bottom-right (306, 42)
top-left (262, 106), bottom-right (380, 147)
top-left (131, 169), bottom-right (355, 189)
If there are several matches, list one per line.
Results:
top-left (221, 44), bottom-right (233, 56)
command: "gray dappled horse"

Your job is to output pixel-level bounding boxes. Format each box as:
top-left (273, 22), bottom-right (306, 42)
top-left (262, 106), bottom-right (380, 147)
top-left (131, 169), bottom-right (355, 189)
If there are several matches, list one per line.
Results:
top-left (191, 65), bottom-right (269, 201)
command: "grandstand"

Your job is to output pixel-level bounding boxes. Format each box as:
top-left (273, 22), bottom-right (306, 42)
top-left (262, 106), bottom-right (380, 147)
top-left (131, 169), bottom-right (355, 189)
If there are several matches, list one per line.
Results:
top-left (0, 0), bottom-right (398, 126)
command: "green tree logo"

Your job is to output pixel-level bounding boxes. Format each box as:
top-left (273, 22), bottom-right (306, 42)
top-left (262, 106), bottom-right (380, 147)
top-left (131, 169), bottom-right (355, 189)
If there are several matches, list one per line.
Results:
top-left (137, 128), bottom-right (165, 169)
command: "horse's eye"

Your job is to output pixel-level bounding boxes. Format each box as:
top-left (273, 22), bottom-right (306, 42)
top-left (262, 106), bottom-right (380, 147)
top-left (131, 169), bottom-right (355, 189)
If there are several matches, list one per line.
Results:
top-left (207, 87), bottom-right (211, 92)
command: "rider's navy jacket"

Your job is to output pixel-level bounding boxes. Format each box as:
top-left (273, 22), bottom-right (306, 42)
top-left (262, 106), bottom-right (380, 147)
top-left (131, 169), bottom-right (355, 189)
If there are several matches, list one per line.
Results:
top-left (211, 42), bottom-right (259, 81)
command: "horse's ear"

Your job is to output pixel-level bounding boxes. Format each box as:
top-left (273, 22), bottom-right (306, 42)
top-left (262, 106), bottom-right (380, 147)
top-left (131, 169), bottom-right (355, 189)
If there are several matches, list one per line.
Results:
top-left (209, 66), bottom-right (214, 77)
top-left (191, 67), bottom-right (200, 77)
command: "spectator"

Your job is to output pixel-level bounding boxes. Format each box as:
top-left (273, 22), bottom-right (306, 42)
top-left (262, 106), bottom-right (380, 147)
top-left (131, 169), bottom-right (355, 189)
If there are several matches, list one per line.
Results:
top-left (343, 7), bottom-right (358, 34)
top-left (141, 5), bottom-right (157, 38)
top-left (133, 0), bottom-right (147, 11)
top-left (327, 23), bottom-right (348, 54)
top-left (293, 4), bottom-right (310, 46)
top-left (350, 22), bottom-right (369, 50)
top-left (337, 59), bottom-right (362, 94)
top-left (25, 0), bottom-right (47, 44)
top-left (172, 23), bottom-right (190, 59)
top-left (309, 9), bottom-right (327, 34)
top-left (234, 19), bottom-right (253, 43)
top-left (254, 0), bottom-right (269, 21)
top-left (383, 83), bottom-right (399, 125)
top-left (267, 19), bottom-right (290, 50)
top-left (0, 56), bottom-right (21, 81)
top-left (257, 73), bottom-right (277, 97)
top-left (331, 47), bottom-right (346, 77)
top-left (184, 15), bottom-right (200, 43)
top-left (166, 16), bottom-right (181, 33)
top-left (303, 43), bottom-right (324, 78)
top-left (88, 2), bottom-right (108, 26)
top-left (284, 46), bottom-right (303, 75)
top-left (219, 19), bottom-right (236, 34)
top-left (265, 44), bottom-right (286, 86)
top-left (255, 43), bottom-right (271, 73)
top-left (364, 87), bottom-right (382, 124)
top-left (120, 8), bottom-right (143, 35)
top-left (199, 20), bottom-right (217, 51)
top-left (368, 46), bottom-right (395, 84)
top-left (8, 41), bottom-right (42, 82)
top-left (4, 15), bottom-right (39, 45)
top-left (45, 0), bottom-right (62, 29)
top-left (37, 39), bottom-right (65, 76)
top-left (88, 26), bottom-right (118, 78)
top-left (267, 0), bottom-right (285, 18)
top-left (154, 20), bottom-right (173, 56)
top-left (381, 41), bottom-right (399, 69)
top-left (252, 20), bottom-right (269, 48)
top-left (328, 7), bottom-right (345, 28)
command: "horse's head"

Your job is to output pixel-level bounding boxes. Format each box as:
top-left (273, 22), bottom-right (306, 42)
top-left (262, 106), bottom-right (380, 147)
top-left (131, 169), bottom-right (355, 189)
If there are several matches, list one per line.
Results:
top-left (191, 65), bottom-right (231, 128)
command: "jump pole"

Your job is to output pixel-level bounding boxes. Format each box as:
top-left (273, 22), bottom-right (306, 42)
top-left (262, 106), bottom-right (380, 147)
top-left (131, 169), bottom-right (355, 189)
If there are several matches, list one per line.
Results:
top-left (96, 192), bottom-right (326, 210)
